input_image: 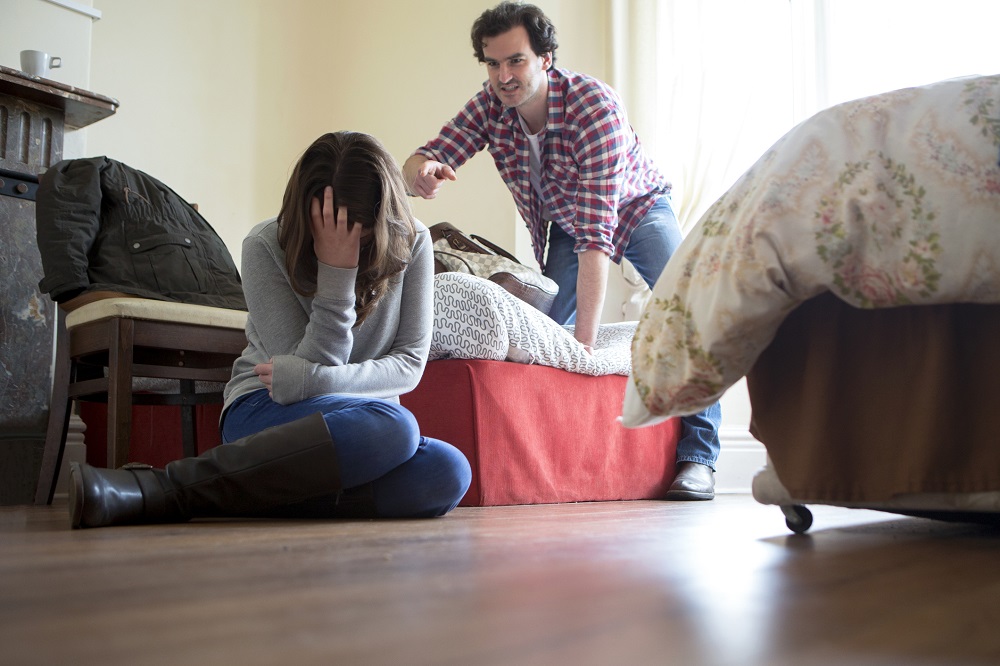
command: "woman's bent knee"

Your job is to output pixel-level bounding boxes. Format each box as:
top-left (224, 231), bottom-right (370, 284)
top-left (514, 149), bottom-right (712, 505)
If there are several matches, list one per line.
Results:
top-left (419, 441), bottom-right (473, 517)
top-left (372, 438), bottom-right (472, 518)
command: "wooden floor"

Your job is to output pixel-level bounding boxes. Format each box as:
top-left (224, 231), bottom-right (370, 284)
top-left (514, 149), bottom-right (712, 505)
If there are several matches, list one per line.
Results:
top-left (3, 495), bottom-right (1000, 666)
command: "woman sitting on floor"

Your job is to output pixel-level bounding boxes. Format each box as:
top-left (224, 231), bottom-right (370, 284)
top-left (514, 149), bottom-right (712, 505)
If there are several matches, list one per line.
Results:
top-left (70, 131), bottom-right (472, 528)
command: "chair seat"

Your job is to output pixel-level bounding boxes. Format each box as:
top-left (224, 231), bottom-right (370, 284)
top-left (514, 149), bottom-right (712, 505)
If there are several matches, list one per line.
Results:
top-left (65, 297), bottom-right (248, 330)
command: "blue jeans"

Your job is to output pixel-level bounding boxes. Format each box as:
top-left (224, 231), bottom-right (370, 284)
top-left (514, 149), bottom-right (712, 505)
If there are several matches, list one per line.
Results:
top-left (221, 390), bottom-right (472, 517)
top-left (542, 198), bottom-right (721, 469)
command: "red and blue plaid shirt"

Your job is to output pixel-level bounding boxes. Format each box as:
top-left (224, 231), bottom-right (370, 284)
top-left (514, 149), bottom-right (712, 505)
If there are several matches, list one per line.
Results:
top-left (414, 67), bottom-right (671, 269)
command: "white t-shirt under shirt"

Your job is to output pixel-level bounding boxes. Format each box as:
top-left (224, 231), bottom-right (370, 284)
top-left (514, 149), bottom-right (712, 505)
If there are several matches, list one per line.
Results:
top-left (517, 113), bottom-right (555, 222)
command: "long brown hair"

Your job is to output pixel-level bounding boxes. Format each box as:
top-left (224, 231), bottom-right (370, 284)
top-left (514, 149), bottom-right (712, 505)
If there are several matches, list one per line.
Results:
top-left (277, 131), bottom-right (417, 324)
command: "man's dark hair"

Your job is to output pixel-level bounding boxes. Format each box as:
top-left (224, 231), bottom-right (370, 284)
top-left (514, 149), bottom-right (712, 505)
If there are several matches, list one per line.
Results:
top-left (471, 1), bottom-right (558, 68)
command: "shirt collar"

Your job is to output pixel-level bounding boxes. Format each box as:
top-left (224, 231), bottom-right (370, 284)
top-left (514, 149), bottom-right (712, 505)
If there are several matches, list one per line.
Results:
top-left (483, 67), bottom-right (566, 133)
top-left (545, 67), bottom-right (565, 135)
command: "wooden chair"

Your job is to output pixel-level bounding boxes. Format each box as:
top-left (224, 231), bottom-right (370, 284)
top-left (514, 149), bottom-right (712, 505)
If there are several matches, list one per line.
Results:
top-left (34, 293), bottom-right (248, 504)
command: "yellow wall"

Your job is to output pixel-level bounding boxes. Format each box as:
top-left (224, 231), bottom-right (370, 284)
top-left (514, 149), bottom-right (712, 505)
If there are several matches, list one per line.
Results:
top-left (82, 0), bottom-right (608, 275)
top-left (4, 0), bottom-right (634, 319)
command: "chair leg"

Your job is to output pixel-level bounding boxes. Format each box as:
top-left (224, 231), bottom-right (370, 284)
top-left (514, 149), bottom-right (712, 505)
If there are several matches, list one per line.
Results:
top-left (180, 379), bottom-right (198, 458)
top-left (107, 318), bottom-right (135, 469)
top-left (34, 308), bottom-right (72, 505)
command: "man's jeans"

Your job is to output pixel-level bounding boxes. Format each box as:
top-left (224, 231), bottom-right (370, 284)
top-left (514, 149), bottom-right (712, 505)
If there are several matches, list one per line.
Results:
top-left (542, 198), bottom-right (721, 468)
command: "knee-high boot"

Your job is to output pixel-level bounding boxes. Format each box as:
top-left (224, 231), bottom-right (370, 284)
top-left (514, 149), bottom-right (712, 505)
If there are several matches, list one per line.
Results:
top-left (69, 413), bottom-right (343, 529)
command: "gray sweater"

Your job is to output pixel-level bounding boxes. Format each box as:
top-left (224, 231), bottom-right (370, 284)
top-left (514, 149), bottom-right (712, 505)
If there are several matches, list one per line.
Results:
top-left (222, 218), bottom-right (434, 412)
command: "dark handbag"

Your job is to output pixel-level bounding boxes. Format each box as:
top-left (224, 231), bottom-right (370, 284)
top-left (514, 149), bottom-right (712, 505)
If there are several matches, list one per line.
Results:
top-left (428, 222), bottom-right (558, 314)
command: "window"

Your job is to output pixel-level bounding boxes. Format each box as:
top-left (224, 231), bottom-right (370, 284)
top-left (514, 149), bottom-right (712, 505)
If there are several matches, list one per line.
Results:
top-left (636, 0), bottom-right (1000, 229)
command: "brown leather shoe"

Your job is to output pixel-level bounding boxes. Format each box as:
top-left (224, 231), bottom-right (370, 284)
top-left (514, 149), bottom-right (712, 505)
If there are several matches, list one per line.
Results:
top-left (664, 462), bottom-right (715, 501)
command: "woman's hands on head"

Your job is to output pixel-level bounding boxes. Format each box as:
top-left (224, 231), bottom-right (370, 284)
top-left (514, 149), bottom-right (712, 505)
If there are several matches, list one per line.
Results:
top-left (310, 185), bottom-right (363, 268)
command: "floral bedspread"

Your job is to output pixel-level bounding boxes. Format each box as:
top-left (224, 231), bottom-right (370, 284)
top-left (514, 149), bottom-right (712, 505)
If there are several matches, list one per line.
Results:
top-left (624, 74), bottom-right (1000, 427)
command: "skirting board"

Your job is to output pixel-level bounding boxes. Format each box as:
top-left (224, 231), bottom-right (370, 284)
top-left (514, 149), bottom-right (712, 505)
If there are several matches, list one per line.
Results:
top-left (715, 427), bottom-right (766, 494)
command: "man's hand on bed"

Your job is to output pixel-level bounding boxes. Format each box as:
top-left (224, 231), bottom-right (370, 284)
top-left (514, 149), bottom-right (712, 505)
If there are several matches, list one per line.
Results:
top-left (575, 332), bottom-right (596, 354)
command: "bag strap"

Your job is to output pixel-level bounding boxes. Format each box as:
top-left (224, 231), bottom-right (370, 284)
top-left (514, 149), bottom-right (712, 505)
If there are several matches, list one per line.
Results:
top-left (428, 221), bottom-right (522, 264)
top-left (470, 234), bottom-right (520, 263)
top-left (428, 221), bottom-right (456, 243)
top-left (429, 222), bottom-right (485, 254)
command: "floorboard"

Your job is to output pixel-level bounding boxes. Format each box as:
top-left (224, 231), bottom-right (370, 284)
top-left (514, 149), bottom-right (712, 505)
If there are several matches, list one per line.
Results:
top-left (2, 495), bottom-right (999, 665)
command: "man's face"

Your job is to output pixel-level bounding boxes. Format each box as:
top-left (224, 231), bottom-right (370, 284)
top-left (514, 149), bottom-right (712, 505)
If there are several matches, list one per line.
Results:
top-left (481, 25), bottom-right (552, 111)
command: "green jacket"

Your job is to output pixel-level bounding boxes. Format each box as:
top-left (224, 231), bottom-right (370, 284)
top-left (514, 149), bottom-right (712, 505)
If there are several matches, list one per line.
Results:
top-left (35, 156), bottom-right (246, 310)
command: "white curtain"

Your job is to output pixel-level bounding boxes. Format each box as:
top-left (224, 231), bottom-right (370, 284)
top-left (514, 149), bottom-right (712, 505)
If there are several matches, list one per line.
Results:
top-left (606, 0), bottom-right (795, 317)
top-left (609, 0), bottom-right (795, 231)
top-left (608, 0), bottom-right (1000, 237)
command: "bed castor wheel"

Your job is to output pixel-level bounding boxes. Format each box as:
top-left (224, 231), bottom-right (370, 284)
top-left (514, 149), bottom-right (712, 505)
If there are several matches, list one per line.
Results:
top-left (781, 505), bottom-right (813, 534)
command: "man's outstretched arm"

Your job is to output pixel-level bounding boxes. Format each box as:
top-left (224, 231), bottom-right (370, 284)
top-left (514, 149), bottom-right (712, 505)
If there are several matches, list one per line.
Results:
top-left (402, 154), bottom-right (458, 199)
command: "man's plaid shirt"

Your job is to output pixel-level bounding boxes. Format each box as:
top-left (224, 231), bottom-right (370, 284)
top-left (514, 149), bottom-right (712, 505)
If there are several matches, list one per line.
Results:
top-left (414, 67), bottom-right (671, 269)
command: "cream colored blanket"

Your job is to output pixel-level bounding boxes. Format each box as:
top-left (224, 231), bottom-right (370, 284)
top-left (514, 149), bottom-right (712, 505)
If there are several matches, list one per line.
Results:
top-left (624, 74), bottom-right (1000, 426)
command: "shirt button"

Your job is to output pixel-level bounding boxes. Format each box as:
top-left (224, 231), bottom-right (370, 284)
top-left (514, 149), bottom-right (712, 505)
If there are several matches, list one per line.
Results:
top-left (133, 243), bottom-right (141, 249)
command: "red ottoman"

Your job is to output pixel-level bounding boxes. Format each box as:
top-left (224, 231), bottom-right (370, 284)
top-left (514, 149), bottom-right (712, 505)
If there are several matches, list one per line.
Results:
top-left (400, 359), bottom-right (680, 506)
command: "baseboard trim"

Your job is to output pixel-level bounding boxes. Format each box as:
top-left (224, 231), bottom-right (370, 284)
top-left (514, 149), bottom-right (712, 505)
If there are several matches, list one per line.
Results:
top-left (715, 427), bottom-right (766, 494)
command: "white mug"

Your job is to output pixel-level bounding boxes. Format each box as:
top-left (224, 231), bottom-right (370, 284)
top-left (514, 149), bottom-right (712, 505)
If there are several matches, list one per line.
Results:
top-left (20, 50), bottom-right (62, 78)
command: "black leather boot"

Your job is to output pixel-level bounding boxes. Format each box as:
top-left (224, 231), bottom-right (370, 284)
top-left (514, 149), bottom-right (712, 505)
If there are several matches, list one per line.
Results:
top-left (69, 412), bottom-right (343, 528)
top-left (249, 483), bottom-right (379, 520)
